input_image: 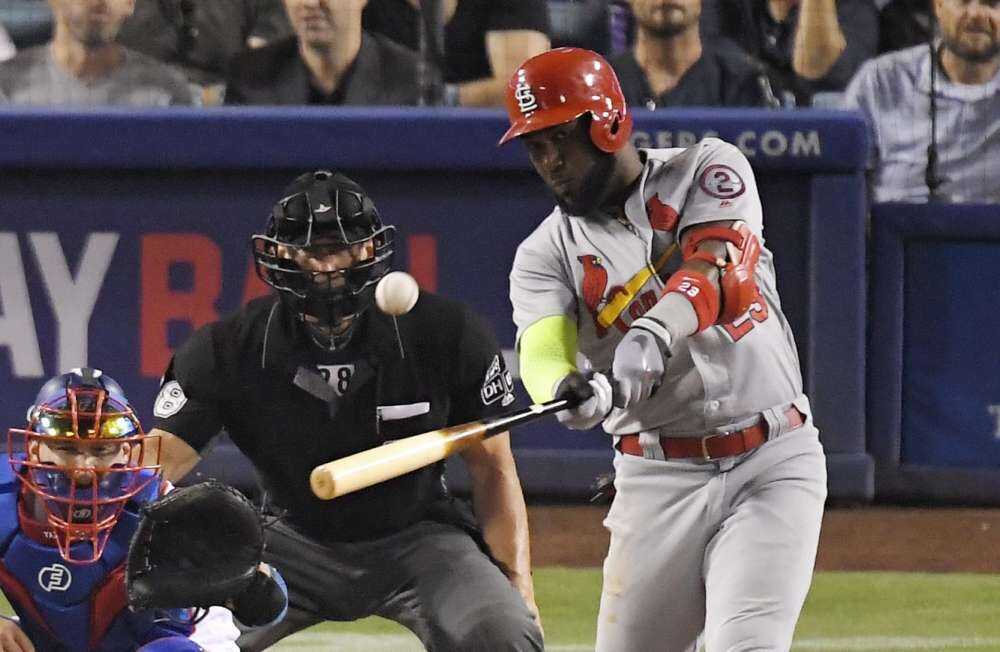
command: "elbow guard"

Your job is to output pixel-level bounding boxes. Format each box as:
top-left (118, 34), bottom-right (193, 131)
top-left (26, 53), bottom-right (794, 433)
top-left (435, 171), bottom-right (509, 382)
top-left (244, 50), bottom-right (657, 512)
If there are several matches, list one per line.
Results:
top-left (665, 222), bottom-right (762, 330)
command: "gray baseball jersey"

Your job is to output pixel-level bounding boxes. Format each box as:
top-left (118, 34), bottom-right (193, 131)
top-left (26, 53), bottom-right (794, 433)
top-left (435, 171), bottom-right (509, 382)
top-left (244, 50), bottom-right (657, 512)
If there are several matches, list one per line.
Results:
top-left (510, 138), bottom-right (803, 435)
top-left (511, 137), bottom-right (826, 651)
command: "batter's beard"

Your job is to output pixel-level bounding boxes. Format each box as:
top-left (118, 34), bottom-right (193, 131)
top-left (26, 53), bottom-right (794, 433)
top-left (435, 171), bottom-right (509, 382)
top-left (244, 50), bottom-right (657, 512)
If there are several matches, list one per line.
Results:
top-left (553, 153), bottom-right (618, 217)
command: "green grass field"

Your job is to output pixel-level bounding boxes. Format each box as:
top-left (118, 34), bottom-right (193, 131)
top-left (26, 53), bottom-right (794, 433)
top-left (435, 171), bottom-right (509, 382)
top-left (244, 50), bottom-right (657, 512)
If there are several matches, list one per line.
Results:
top-left (264, 570), bottom-right (1000, 651)
top-left (6, 570), bottom-right (1000, 650)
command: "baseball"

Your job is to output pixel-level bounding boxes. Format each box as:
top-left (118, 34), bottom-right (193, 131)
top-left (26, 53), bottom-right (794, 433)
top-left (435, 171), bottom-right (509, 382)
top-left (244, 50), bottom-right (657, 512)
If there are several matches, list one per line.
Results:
top-left (375, 271), bottom-right (419, 316)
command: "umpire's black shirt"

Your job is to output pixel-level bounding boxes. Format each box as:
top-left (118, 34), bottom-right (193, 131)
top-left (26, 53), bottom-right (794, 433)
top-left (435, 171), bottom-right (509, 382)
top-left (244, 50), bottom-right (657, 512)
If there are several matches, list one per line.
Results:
top-left (153, 293), bottom-right (516, 542)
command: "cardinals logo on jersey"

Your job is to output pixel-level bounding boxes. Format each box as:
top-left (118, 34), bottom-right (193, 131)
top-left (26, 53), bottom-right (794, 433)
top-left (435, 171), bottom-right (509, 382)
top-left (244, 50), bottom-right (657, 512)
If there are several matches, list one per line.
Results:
top-left (578, 255), bottom-right (659, 338)
top-left (646, 195), bottom-right (679, 232)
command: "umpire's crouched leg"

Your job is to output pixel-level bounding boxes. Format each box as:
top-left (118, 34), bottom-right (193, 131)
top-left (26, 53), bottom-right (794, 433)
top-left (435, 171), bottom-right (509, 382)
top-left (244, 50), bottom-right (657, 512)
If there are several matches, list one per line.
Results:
top-left (381, 521), bottom-right (544, 652)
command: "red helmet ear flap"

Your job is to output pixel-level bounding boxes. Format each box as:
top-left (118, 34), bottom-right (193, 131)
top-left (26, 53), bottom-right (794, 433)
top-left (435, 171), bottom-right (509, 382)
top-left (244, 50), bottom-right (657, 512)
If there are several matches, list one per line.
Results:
top-left (589, 108), bottom-right (633, 153)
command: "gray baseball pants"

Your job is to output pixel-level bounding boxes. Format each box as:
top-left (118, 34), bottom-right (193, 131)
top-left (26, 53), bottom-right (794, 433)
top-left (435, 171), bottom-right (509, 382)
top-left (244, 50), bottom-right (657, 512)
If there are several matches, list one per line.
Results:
top-left (237, 518), bottom-right (544, 651)
top-left (595, 402), bottom-right (827, 652)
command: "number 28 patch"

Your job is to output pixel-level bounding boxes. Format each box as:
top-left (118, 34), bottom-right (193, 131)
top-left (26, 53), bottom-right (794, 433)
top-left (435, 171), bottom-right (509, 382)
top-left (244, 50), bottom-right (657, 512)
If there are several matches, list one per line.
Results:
top-left (481, 355), bottom-right (515, 407)
top-left (316, 364), bottom-right (355, 397)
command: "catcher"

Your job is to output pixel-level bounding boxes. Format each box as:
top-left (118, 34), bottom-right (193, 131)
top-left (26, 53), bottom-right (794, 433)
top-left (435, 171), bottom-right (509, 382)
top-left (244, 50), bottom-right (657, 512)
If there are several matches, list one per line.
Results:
top-left (0, 368), bottom-right (286, 651)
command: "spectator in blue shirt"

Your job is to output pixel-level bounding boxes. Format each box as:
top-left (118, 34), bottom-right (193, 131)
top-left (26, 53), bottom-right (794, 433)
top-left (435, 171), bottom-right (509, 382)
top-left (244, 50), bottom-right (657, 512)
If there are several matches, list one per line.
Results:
top-left (843, 0), bottom-right (1000, 203)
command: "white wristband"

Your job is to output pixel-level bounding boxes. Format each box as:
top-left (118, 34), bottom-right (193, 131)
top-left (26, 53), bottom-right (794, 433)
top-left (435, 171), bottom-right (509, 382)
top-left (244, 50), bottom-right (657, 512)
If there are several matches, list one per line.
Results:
top-left (630, 317), bottom-right (673, 352)
top-left (640, 291), bottom-right (700, 346)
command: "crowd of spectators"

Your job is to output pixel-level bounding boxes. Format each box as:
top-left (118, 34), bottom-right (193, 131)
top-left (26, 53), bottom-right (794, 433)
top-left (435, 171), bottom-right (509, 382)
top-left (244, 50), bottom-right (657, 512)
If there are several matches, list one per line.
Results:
top-left (610, 0), bottom-right (779, 109)
top-left (0, 0), bottom-right (195, 105)
top-left (116, 0), bottom-right (292, 104)
top-left (702, 0), bottom-right (879, 107)
top-left (0, 0), bottom-right (996, 203)
top-left (225, 0), bottom-right (422, 105)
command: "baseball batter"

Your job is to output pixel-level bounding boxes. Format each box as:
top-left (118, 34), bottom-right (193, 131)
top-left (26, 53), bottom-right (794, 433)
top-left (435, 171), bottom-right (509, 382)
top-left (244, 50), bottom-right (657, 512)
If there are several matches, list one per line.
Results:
top-left (501, 48), bottom-right (827, 651)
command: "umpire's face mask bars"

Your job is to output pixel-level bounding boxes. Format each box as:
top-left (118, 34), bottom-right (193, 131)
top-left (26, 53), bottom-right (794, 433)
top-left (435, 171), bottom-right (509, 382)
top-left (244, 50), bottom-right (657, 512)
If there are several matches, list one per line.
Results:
top-left (252, 184), bottom-right (395, 352)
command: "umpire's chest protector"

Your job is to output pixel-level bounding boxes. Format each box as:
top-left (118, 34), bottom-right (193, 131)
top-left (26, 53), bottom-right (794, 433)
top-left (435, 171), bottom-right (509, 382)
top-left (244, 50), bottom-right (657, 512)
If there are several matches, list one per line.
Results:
top-left (232, 302), bottom-right (456, 463)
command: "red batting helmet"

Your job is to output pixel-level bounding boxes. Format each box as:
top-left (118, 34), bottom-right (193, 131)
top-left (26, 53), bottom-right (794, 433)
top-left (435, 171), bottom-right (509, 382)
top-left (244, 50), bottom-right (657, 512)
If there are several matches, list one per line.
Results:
top-left (498, 47), bottom-right (633, 153)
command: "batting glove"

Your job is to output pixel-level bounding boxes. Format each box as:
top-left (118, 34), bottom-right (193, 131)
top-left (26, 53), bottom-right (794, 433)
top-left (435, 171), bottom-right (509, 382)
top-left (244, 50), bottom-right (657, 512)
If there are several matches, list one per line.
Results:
top-left (553, 371), bottom-right (614, 430)
top-left (611, 319), bottom-right (672, 409)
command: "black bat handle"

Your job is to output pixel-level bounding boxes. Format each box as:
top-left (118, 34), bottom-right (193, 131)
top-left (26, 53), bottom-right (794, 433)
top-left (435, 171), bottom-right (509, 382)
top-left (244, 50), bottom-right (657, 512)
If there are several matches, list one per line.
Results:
top-left (481, 397), bottom-right (577, 438)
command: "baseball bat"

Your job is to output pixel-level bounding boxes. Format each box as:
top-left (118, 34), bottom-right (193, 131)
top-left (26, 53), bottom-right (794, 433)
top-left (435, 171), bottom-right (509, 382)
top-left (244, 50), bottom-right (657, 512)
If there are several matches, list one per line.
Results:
top-left (310, 397), bottom-right (575, 500)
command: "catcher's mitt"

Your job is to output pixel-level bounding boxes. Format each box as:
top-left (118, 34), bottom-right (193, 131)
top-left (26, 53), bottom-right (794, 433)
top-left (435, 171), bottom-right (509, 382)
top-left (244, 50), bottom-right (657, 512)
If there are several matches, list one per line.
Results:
top-left (126, 481), bottom-right (264, 610)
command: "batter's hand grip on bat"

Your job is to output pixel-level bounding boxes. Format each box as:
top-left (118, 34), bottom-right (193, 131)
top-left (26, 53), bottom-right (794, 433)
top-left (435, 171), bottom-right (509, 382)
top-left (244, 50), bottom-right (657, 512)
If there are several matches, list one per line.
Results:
top-left (310, 397), bottom-right (575, 500)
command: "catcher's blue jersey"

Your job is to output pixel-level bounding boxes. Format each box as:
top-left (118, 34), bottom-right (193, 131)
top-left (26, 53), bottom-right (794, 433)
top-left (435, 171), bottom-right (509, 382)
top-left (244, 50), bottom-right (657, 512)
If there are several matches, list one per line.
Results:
top-left (0, 465), bottom-right (197, 651)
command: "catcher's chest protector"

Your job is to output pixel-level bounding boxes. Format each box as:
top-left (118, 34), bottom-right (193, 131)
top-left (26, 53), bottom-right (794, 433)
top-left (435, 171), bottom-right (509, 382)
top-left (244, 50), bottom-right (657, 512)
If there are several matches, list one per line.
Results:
top-left (0, 483), bottom-right (190, 650)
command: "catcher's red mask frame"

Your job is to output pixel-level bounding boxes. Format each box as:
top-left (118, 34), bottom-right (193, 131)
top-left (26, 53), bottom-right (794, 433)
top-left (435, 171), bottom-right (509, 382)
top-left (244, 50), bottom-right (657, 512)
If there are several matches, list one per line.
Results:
top-left (7, 386), bottom-right (161, 564)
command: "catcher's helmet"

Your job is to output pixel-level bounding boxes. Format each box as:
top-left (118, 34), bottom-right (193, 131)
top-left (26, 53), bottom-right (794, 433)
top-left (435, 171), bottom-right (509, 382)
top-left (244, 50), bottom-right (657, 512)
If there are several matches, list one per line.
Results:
top-left (252, 170), bottom-right (395, 351)
top-left (498, 47), bottom-right (633, 153)
top-left (7, 368), bottom-right (160, 564)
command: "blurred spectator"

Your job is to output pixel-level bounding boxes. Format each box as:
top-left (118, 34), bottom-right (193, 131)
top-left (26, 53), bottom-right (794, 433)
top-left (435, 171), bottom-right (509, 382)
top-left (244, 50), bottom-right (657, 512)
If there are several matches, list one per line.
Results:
top-left (0, 21), bottom-right (15, 61)
top-left (610, 0), bottom-right (778, 108)
top-left (362, 0), bottom-right (551, 106)
top-left (843, 0), bottom-right (1000, 203)
top-left (549, 0), bottom-right (610, 53)
top-left (703, 0), bottom-right (879, 105)
top-left (878, 0), bottom-right (933, 53)
top-left (226, 0), bottom-right (420, 105)
top-left (116, 0), bottom-right (291, 104)
top-left (0, 0), bottom-right (195, 105)
top-left (0, 0), bottom-right (53, 49)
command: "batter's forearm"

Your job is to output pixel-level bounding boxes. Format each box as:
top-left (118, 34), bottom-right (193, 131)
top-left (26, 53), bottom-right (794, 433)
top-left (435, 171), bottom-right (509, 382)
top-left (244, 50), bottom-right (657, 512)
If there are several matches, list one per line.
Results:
top-left (636, 257), bottom-right (721, 347)
top-left (518, 315), bottom-right (579, 402)
top-left (792, 0), bottom-right (847, 80)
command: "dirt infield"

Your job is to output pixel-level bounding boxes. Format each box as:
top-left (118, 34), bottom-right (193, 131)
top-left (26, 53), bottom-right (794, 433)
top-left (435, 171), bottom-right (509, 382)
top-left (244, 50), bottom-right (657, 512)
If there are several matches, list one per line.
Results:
top-left (528, 505), bottom-right (1000, 572)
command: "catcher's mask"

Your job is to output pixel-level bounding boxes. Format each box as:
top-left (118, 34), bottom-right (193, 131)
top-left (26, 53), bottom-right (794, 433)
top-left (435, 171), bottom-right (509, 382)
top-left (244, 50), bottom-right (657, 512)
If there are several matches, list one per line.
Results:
top-left (252, 170), bottom-right (395, 351)
top-left (7, 368), bottom-right (160, 564)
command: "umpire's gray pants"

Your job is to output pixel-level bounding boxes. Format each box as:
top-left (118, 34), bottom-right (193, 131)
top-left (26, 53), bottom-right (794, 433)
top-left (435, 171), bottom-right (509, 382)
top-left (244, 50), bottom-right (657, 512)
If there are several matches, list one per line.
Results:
top-left (237, 519), bottom-right (544, 651)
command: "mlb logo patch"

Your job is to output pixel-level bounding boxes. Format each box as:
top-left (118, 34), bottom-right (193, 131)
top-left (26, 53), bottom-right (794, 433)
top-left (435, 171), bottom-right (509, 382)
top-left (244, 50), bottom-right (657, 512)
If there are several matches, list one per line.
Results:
top-left (481, 355), bottom-right (515, 407)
